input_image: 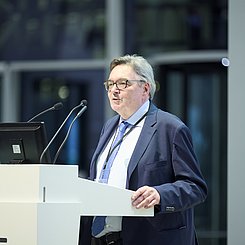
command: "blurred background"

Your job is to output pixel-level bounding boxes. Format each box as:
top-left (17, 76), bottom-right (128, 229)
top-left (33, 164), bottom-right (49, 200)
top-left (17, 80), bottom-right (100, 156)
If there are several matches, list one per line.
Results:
top-left (0, 0), bottom-right (228, 244)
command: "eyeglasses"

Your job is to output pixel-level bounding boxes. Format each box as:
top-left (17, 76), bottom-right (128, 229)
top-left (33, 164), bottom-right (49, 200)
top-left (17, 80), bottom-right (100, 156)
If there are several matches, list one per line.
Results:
top-left (104, 78), bottom-right (145, 91)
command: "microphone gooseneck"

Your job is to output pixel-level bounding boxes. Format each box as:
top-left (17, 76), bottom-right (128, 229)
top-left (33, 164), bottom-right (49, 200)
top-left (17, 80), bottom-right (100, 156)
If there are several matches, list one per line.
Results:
top-left (52, 105), bottom-right (87, 164)
top-left (53, 102), bottom-right (63, 110)
top-left (39, 100), bottom-right (87, 163)
top-left (27, 102), bottom-right (63, 122)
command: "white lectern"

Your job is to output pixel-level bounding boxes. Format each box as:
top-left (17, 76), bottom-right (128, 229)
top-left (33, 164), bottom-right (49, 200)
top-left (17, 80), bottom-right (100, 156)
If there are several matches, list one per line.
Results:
top-left (0, 164), bottom-right (153, 245)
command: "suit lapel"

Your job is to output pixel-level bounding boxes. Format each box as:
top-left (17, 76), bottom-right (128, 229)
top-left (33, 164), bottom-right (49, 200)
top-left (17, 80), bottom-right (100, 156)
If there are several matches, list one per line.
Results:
top-left (90, 115), bottom-right (120, 179)
top-left (126, 105), bottom-right (158, 188)
top-left (95, 118), bottom-right (119, 155)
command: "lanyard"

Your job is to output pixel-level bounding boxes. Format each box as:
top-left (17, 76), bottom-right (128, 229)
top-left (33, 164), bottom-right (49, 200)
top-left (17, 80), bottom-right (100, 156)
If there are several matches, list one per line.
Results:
top-left (104, 110), bottom-right (148, 165)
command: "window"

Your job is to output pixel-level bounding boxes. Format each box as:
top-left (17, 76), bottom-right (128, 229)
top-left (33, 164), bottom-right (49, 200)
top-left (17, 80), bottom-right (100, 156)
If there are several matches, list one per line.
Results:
top-left (125, 0), bottom-right (227, 55)
top-left (154, 62), bottom-right (227, 245)
top-left (0, 0), bottom-right (106, 60)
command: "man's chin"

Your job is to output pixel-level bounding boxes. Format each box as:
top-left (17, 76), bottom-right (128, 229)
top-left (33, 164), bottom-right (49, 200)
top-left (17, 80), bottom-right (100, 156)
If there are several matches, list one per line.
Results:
top-left (111, 104), bottom-right (120, 111)
top-left (111, 99), bottom-right (122, 107)
top-left (111, 102), bottom-right (122, 113)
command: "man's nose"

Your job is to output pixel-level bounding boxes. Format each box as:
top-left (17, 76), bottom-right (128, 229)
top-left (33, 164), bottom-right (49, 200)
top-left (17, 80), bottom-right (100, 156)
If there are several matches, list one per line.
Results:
top-left (110, 83), bottom-right (119, 92)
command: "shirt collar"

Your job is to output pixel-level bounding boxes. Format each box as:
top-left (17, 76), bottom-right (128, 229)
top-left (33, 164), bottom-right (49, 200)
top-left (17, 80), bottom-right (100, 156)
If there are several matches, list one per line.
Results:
top-left (120, 100), bottom-right (150, 125)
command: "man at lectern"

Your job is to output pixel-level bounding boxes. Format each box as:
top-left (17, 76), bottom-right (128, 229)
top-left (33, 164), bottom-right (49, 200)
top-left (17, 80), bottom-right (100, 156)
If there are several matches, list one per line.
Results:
top-left (80, 54), bottom-right (207, 245)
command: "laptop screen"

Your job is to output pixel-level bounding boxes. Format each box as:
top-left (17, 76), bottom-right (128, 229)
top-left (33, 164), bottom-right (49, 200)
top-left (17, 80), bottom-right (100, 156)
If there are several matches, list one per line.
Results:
top-left (0, 122), bottom-right (51, 164)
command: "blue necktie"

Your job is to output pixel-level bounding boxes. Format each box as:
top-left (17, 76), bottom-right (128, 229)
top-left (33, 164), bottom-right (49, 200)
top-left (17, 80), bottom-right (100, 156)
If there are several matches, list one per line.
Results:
top-left (92, 121), bottom-right (129, 237)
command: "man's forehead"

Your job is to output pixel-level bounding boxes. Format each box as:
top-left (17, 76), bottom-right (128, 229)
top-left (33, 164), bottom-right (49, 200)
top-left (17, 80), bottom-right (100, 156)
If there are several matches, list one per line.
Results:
top-left (109, 65), bottom-right (138, 79)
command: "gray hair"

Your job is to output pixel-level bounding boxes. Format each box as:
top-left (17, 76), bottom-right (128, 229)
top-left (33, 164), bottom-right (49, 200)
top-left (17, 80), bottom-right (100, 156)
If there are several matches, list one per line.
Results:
top-left (110, 54), bottom-right (156, 99)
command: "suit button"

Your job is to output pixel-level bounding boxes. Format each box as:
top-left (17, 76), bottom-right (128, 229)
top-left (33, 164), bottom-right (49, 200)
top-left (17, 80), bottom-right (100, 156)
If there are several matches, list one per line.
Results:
top-left (165, 206), bottom-right (175, 212)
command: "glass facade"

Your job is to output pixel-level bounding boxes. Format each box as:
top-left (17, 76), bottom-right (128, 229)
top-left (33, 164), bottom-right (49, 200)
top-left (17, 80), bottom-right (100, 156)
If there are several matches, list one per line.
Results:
top-left (0, 0), bottom-right (227, 60)
top-left (0, 0), bottom-right (106, 60)
top-left (125, 0), bottom-right (227, 55)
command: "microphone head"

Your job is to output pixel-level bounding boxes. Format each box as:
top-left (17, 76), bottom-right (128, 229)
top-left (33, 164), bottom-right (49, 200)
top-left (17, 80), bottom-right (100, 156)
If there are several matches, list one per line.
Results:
top-left (53, 102), bottom-right (63, 110)
top-left (81, 100), bottom-right (88, 106)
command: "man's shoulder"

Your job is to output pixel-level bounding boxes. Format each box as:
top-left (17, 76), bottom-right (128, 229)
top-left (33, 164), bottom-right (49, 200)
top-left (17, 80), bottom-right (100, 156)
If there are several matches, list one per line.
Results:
top-left (153, 107), bottom-right (187, 130)
top-left (152, 104), bottom-right (182, 122)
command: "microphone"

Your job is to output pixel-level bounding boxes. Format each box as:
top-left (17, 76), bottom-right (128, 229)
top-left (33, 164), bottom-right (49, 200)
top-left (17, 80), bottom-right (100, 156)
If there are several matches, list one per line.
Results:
top-left (27, 102), bottom-right (63, 122)
top-left (52, 104), bottom-right (87, 164)
top-left (39, 100), bottom-right (87, 163)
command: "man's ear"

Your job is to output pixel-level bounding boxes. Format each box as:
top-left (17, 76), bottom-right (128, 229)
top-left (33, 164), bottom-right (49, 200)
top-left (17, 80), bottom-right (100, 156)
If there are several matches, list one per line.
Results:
top-left (144, 82), bottom-right (150, 94)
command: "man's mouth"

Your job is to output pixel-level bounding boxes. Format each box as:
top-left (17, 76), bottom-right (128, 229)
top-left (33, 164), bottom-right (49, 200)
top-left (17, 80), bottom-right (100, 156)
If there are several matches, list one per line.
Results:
top-left (113, 97), bottom-right (122, 101)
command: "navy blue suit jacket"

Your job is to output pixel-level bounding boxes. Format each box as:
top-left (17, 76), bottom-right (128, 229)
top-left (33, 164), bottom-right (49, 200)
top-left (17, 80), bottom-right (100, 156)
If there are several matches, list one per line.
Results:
top-left (80, 103), bottom-right (207, 245)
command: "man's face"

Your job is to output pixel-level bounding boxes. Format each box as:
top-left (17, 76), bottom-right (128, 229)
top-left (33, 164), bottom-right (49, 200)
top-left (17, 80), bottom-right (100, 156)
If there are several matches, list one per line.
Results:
top-left (107, 64), bottom-right (150, 119)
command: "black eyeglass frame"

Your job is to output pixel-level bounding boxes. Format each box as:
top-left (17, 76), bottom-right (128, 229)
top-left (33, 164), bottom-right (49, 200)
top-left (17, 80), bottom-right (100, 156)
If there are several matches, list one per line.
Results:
top-left (103, 79), bottom-right (145, 91)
